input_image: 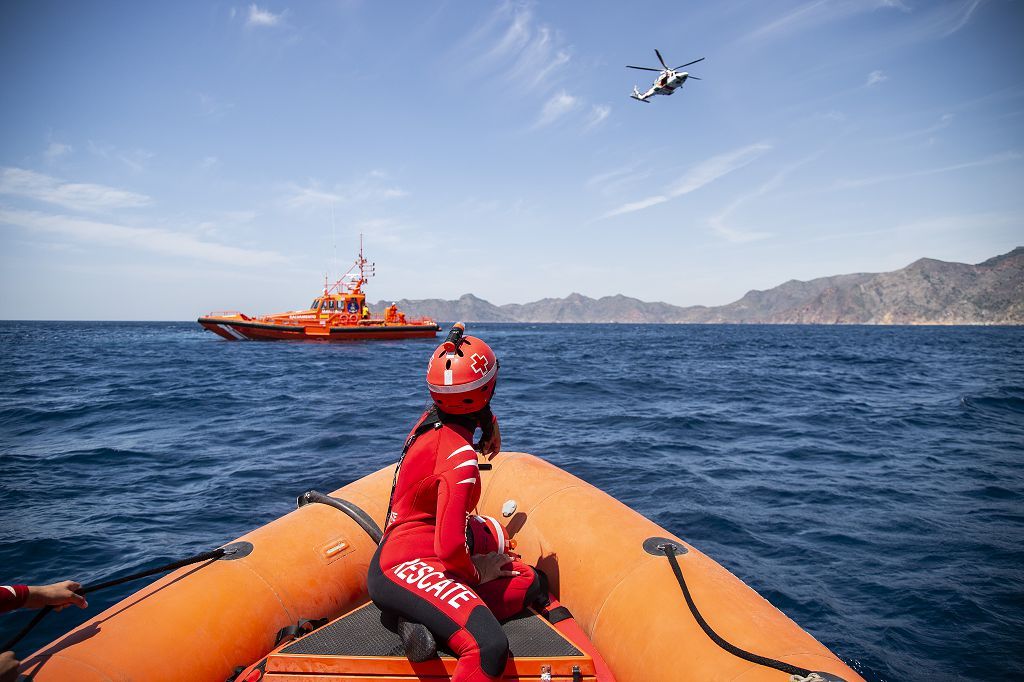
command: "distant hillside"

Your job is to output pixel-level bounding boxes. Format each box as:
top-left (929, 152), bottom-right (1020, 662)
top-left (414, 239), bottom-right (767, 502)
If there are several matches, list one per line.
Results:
top-left (376, 247), bottom-right (1024, 325)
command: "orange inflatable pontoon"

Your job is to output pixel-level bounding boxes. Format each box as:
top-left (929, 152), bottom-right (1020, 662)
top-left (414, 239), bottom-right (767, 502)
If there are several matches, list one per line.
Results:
top-left (21, 453), bottom-right (863, 682)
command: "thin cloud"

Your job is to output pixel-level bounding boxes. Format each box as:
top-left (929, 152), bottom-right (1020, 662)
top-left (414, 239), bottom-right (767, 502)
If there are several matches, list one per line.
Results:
top-left (708, 153), bottom-right (822, 243)
top-left (874, 0), bottom-right (986, 46)
top-left (866, 70), bottom-right (888, 87)
top-left (732, 0), bottom-right (980, 50)
top-left (586, 165), bottom-right (640, 190)
top-left (44, 142), bottom-right (72, 160)
top-left (117, 150), bottom-right (154, 174)
top-left (710, 224), bottom-right (772, 244)
top-left (456, 3), bottom-right (572, 95)
top-left (451, 4), bottom-right (609, 133)
top-left (246, 4), bottom-right (284, 27)
top-left (0, 167), bottom-right (151, 212)
top-left (603, 142), bottom-right (772, 218)
top-left (803, 210), bottom-right (1018, 245)
top-left (583, 104), bottom-right (611, 132)
top-left (938, 0), bottom-right (983, 37)
top-left (351, 217), bottom-right (410, 247)
top-left (0, 208), bottom-right (286, 267)
top-left (881, 113), bottom-right (953, 143)
top-left (284, 174), bottom-right (408, 210)
top-left (198, 92), bottom-right (235, 118)
top-left (834, 151), bottom-right (1021, 189)
top-left (737, 0), bottom-right (904, 45)
top-left (85, 141), bottom-right (154, 173)
top-left (534, 91), bottom-right (578, 128)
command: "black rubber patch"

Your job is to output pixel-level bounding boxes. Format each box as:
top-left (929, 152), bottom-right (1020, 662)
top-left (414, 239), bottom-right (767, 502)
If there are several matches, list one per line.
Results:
top-left (545, 606), bottom-right (573, 624)
top-left (280, 602), bottom-right (584, 658)
top-left (219, 541), bottom-right (254, 560)
top-left (642, 536), bottom-right (688, 557)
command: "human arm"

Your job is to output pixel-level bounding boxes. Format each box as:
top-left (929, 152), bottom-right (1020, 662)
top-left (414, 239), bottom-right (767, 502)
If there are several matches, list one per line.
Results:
top-left (24, 581), bottom-right (88, 611)
top-left (0, 585), bottom-right (28, 614)
top-left (0, 651), bottom-right (19, 682)
top-left (476, 408), bottom-right (501, 460)
top-left (471, 552), bottom-right (519, 584)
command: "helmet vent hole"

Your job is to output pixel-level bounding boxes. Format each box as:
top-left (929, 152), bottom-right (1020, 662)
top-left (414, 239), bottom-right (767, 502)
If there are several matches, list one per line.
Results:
top-left (445, 359), bottom-right (452, 370)
top-left (457, 349), bottom-right (464, 357)
top-left (462, 398), bottom-right (474, 404)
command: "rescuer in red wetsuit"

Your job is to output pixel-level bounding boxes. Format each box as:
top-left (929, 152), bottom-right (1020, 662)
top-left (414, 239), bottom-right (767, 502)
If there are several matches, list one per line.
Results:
top-left (368, 324), bottom-right (546, 682)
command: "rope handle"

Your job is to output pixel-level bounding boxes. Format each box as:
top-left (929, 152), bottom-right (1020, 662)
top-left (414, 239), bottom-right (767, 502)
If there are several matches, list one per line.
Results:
top-left (658, 543), bottom-right (849, 681)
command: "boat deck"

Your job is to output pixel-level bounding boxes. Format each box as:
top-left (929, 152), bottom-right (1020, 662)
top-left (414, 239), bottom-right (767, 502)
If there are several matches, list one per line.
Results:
top-left (264, 601), bottom-right (594, 680)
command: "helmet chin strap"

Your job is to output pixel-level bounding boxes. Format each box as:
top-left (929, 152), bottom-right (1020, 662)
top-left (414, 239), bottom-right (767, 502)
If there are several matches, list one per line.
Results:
top-left (434, 401), bottom-right (493, 426)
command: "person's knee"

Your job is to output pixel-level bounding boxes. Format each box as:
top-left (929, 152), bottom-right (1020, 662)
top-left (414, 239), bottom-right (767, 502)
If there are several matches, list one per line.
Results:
top-left (466, 606), bottom-right (508, 678)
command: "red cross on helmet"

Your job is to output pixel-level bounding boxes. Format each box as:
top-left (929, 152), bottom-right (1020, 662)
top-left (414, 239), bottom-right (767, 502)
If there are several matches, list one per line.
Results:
top-left (426, 323), bottom-right (499, 415)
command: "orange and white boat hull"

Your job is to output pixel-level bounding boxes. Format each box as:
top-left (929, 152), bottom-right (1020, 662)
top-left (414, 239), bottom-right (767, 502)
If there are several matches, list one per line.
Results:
top-left (198, 316), bottom-right (440, 341)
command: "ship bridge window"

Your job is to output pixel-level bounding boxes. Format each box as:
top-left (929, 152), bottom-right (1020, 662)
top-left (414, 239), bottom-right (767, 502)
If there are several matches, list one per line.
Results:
top-left (328, 300), bottom-right (336, 310)
top-left (311, 299), bottom-right (320, 309)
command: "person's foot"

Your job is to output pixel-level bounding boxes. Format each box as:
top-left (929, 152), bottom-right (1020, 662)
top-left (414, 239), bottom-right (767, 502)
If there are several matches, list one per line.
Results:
top-left (397, 618), bottom-right (436, 662)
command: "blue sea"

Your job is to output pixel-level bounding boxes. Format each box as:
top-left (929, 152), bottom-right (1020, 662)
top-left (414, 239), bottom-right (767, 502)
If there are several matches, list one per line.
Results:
top-left (1, 322), bottom-right (1022, 681)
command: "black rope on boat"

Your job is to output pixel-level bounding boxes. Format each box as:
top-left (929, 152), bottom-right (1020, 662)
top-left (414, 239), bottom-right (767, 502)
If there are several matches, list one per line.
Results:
top-left (1, 546), bottom-right (237, 653)
top-left (659, 543), bottom-right (816, 679)
top-left (297, 490), bottom-right (383, 544)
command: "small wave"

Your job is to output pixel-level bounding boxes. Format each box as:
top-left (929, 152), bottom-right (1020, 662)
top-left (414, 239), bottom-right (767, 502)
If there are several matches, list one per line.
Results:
top-left (960, 390), bottom-right (1024, 414)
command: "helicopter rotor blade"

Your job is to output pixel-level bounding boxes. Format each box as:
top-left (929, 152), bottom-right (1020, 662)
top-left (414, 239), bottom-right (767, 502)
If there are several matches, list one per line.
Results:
top-left (687, 75), bottom-right (702, 80)
top-left (674, 57), bottom-right (705, 70)
top-left (626, 65), bottom-right (662, 72)
top-left (655, 49), bottom-right (669, 70)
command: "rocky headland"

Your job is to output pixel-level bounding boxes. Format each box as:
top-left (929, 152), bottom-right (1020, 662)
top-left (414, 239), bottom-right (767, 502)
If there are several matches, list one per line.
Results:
top-left (376, 247), bottom-right (1023, 325)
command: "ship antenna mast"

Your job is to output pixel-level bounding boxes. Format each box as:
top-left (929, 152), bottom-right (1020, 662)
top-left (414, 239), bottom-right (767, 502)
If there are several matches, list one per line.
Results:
top-left (325, 234), bottom-right (374, 296)
top-left (331, 203), bottom-right (338, 285)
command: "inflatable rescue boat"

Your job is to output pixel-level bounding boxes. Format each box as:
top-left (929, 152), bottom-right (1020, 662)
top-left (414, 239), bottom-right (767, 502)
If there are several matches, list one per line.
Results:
top-left (20, 453), bottom-right (863, 682)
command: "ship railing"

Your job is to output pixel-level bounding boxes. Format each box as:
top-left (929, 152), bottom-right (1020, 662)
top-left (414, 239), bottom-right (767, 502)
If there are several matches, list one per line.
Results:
top-left (207, 310), bottom-right (251, 320)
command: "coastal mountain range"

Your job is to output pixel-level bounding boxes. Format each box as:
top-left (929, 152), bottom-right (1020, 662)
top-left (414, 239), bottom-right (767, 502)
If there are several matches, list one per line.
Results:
top-left (377, 247), bottom-right (1023, 324)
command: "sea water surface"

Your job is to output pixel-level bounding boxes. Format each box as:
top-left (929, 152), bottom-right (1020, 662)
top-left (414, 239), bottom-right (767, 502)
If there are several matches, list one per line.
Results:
top-left (1, 322), bottom-right (1022, 681)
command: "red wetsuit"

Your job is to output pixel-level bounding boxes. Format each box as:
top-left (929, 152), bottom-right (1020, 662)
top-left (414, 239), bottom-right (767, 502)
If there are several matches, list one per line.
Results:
top-left (368, 407), bottom-right (542, 682)
top-left (1, 585), bottom-right (29, 613)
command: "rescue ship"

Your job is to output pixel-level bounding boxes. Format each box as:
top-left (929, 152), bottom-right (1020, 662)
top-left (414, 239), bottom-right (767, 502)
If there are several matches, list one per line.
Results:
top-left (198, 240), bottom-right (440, 341)
top-left (19, 454), bottom-right (862, 682)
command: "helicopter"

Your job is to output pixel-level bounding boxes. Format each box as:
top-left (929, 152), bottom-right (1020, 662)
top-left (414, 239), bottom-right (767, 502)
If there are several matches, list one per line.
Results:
top-left (627, 49), bottom-right (704, 103)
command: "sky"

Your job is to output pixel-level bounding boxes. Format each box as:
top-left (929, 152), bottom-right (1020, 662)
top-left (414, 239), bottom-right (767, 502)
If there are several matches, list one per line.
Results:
top-left (1, 0), bottom-right (1022, 320)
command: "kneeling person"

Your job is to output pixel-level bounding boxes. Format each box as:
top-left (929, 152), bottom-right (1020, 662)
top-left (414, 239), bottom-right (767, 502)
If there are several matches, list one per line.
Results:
top-left (368, 324), bottom-right (545, 682)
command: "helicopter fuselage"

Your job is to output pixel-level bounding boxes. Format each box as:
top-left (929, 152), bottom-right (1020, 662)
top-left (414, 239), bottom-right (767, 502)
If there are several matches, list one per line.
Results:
top-left (627, 50), bottom-right (703, 103)
top-left (633, 71), bottom-right (689, 101)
